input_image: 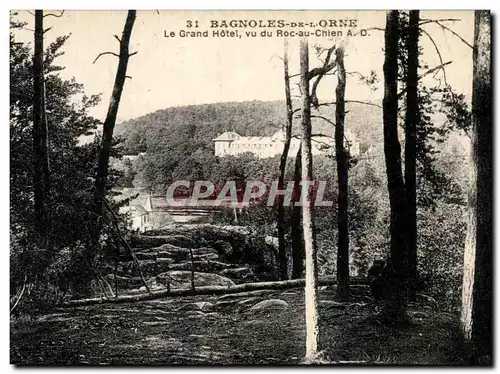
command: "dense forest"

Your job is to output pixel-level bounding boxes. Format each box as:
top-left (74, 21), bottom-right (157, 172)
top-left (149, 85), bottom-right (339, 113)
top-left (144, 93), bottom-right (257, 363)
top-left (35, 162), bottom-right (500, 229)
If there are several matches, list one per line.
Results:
top-left (115, 100), bottom-right (384, 190)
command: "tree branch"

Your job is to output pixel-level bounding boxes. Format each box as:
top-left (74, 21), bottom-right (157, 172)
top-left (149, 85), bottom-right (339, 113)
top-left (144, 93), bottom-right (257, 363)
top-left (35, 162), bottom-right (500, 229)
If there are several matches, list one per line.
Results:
top-left (318, 100), bottom-right (383, 109)
top-left (97, 191), bottom-right (151, 295)
top-left (10, 274), bottom-right (28, 313)
top-left (420, 29), bottom-right (448, 86)
top-left (311, 45), bottom-right (336, 108)
top-left (114, 34), bottom-right (121, 43)
top-left (307, 61), bottom-right (336, 80)
top-left (397, 61), bottom-right (453, 99)
top-left (93, 51), bottom-right (120, 64)
top-left (434, 21), bottom-right (473, 49)
top-left (61, 277), bottom-right (361, 307)
top-left (418, 18), bottom-right (460, 26)
top-left (310, 115), bottom-right (351, 151)
top-left (44, 10), bottom-right (65, 18)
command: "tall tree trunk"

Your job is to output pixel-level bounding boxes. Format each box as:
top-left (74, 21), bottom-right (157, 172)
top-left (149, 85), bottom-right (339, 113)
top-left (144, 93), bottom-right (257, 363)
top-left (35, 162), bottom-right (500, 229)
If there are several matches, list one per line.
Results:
top-left (92, 9), bottom-right (136, 232)
top-left (460, 10), bottom-right (492, 365)
top-left (405, 10), bottom-right (419, 301)
top-left (299, 39), bottom-right (319, 359)
top-left (33, 10), bottom-right (49, 249)
top-left (382, 10), bottom-right (409, 322)
top-left (277, 38), bottom-right (293, 280)
top-left (78, 10), bottom-right (136, 296)
top-left (334, 46), bottom-right (349, 301)
top-left (291, 144), bottom-right (304, 279)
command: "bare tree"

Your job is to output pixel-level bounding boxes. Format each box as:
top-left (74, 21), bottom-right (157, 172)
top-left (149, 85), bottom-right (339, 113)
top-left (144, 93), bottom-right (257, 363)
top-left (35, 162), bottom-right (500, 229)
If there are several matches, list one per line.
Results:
top-left (277, 38), bottom-right (293, 280)
top-left (291, 144), bottom-right (304, 279)
top-left (382, 10), bottom-right (409, 322)
top-left (405, 10), bottom-right (419, 301)
top-left (77, 10), bottom-right (137, 296)
top-left (92, 10), bottom-right (137, 233)
top-left (299, 38), bottom-right (319, 360)
top-left (460, 10), bottom-right (492, 365)
top-left (334, 45), bottom-right (349, 301)
top-left (33, 10), bottom-right (50, 246)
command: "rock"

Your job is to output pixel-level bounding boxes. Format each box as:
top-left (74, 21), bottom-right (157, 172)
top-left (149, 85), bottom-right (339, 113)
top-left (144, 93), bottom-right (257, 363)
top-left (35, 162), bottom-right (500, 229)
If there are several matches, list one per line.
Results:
top-left (156, 245), bottom-right (219, 262)
top-left (213, 240), bottom-right (233, 256)
top-left (214, 300), bottom-right (238, 310)
top-left (161, 235), bottom-right (197, 248)
top-left (319, 300), bottom-right (346, 309)
top-left (237, 297), bottom-right (260, 305)
top-left (155, 271), bottom-right (235, 289)
top-left (120, 259), bottom-right (175, 278)
top-left (178, 301), bottom-right (214, 312)
top-left (135, 252), bottom-right (157, 261)
top-left (168, 260), bottom-right (234, 273)
top-left (167, 262), bottom-right (194, 271)
top-left (249, 299), bottom-right (289, 312)
top-left (220, 267), bottom-right (253, 281)
top-left (157, 243), bottom-right (189, 253)
top-left (104, 274), bottom-right (143, 289)
top-left (235, 297), bottom-right (264, 313)
top-left (192, 253), bottom-right (219, 261)
top-left (217, 289), bottom-right (276, 301)
top-left (131, 235), bottom-right (168, 249)
top-left (214, 297), bottom-right (262, 312)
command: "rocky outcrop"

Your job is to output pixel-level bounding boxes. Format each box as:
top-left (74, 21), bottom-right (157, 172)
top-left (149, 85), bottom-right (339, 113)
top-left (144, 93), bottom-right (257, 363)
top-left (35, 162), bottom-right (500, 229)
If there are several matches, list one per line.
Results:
top-left (220, 267), bottom-right (254, 282)
top-left (154, 271), bottom-right (235, 289)
top-left (105, 224), bottom-right (277, 294)
top-left (249, 299), bottom-right (289, 312)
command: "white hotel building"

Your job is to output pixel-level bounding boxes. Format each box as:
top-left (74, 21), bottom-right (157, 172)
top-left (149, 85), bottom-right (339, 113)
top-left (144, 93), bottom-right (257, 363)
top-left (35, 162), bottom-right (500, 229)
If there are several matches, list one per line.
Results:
top-left (213, 129), bottom-right (359, 158)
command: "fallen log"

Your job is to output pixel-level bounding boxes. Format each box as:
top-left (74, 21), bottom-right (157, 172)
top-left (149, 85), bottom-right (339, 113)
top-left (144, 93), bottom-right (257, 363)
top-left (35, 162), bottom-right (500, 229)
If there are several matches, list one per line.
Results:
top-left (61, 277), bottom-right (368, 307)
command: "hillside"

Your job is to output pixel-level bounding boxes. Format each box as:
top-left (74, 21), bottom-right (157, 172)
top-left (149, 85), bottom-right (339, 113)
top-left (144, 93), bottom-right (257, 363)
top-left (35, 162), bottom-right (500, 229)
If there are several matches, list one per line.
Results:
top-left (115, 100), bottom-right (384, 155)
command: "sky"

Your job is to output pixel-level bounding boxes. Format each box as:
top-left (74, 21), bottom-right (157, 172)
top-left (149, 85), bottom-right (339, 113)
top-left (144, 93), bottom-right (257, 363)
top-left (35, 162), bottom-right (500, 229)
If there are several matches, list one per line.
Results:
top-left (12, 10), bottom-right (475, 122)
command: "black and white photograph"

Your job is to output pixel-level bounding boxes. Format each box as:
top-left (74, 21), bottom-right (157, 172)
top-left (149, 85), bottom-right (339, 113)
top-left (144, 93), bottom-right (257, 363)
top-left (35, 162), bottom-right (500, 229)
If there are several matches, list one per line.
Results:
top-left (8, 9), bottom-right (492, 365)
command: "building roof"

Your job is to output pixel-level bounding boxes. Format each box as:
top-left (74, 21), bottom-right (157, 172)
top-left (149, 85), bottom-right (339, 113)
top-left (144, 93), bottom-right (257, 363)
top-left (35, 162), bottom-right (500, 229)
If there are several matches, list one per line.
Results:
top-left (133, 205), bottom-right (148, 215)
top-left (213, 131), bottom-right (241, 141)
top-left (231, 136), bottom-right (275, 145)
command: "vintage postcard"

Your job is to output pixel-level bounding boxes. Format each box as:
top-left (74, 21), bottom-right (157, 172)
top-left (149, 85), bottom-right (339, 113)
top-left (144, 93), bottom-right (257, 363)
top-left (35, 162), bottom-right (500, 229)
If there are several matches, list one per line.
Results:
top-left (10, 10), bottom-right (492, 365)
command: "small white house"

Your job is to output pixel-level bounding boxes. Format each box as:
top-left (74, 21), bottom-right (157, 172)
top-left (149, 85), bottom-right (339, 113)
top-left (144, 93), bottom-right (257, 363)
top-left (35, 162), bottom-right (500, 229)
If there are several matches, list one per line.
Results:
top-left (116, 190), bottom-right (153, 233)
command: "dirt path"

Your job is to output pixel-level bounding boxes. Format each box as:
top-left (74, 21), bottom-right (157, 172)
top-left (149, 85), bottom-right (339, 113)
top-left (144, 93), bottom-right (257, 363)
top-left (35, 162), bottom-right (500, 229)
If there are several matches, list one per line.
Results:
top-left (10, 288), bottom-right (464, 365)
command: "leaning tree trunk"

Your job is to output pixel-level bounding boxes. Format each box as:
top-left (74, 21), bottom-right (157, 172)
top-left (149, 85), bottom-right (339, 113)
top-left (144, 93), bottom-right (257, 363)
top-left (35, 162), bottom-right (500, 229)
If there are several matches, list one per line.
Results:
top-left (277, 38), bottom-right (293, 280)
top-left (77, 10), bottom-right (137, 297)
top-left (460, 10), bottom-right (492, 366)
top-left (382, 10), bottom-right (409, 322)
top-left (405, 10), bottom-right (419, 301)
top-left (33, 10), bottom-right (50, 249)
top-left (92, 9), bottom-right (136, 235)
top-left (334, 46), bottom-right (349, 301)
top-left (291, 144), bottom-right (304, 279)
top-left (299, 38), bottom-right (319, 360)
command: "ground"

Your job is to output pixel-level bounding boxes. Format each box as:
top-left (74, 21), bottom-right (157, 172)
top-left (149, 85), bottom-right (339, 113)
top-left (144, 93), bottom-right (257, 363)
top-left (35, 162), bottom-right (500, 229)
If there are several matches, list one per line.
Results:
top-left (10, 287), bottom-right (465, 365)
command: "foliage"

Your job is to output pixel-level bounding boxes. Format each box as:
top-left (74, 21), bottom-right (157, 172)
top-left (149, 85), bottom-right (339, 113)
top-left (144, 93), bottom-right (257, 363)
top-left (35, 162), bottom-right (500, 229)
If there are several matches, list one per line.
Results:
top-left (116, 100), bottom-right (382, 192)
top-left (394, 11), bottom-right (470, 308)
top-left (397, 11), bottom-right (470, 209)
top-left (418, 202), bottom-right (466, 310)
top-left (10, 19), bottom-right (129, 306)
